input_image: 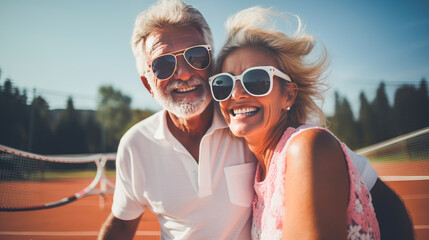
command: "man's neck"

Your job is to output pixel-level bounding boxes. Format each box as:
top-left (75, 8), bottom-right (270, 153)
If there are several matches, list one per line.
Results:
top-left (166, 102), bottom-right (214, 162)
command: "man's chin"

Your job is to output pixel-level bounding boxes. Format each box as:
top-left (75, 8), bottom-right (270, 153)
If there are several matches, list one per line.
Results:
top-left (166, 98), bottom-right (211, 119)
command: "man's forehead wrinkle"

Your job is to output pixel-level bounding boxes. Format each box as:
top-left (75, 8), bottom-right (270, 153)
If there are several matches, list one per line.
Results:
top-left (145, 26), bottom-right (206, 59)
top-left (150, 41), bottom-right (163, 56)
top-left (144, 33), bottom-right (162, 57)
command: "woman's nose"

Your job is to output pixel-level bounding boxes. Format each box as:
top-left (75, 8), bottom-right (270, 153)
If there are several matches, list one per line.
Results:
top-left (230, 80), bottom-right (249, 100)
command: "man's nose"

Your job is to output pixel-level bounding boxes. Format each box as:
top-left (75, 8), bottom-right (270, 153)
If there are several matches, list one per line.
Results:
top-left (173, 55), bottom-right (193, 81)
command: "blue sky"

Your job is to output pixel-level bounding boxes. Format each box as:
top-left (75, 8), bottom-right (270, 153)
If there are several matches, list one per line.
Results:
top-left (0, 0), bottom-right (428, 116)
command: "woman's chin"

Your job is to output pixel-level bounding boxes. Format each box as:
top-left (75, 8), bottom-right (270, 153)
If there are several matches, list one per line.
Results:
top-left (229, 125), bottom-right (254, 138)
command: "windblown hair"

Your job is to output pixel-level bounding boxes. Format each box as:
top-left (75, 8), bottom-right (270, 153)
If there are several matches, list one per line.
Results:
top-left (214, 7), bottom-right (329, 158)
top-left (131, 0), bottom-right (214, 76)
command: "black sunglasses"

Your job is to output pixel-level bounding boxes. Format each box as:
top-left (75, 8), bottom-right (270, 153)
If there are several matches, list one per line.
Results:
top-left (209, 66), bottom-right (292, 101)
top-left (148, 45), bottom-right (211, 80)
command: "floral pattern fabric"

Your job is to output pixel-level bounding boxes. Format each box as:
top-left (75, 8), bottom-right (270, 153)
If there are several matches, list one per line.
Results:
top-left (252, 125), bottom-right (380, 240)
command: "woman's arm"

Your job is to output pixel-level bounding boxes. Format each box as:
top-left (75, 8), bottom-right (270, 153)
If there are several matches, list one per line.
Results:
top-left (282, 129), bottom-right (349, 239)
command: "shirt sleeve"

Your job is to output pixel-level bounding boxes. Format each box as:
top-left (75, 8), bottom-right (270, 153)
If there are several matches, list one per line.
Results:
top-left (345, 145), bottom-right (378, 190)
top-left (111, 139), bottom-right (147, 220)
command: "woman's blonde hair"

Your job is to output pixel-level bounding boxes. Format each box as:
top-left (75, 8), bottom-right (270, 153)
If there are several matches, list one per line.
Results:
top-left (214, 7), bottom-right (329, 158)
top-left (131, 0), bottom-right (214, 76)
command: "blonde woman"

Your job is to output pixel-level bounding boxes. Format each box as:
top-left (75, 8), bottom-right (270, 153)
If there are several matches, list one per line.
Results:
top-left (210, 7), bottom-right (380, 239)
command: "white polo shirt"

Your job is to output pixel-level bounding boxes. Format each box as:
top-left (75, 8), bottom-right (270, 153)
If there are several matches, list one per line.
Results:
top-left (112, 108), bottom-right (257, 240)
top-left (112, 108), bottom-right (377, 240)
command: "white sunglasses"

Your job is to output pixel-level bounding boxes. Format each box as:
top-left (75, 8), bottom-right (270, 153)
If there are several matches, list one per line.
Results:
top-left (209, 66), bottom-right (292, 101)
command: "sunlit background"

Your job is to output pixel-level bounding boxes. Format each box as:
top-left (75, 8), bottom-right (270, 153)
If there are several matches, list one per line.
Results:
top-left (1, 0), bottom-right (428, 115)
top-left (0, 1), bottom-right (428, 239)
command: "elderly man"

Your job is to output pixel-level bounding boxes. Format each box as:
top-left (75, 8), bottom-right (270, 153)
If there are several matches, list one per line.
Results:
top-left (98, 0), bottom-right (412, 239)
top-left (98, 1), bottom-right (256, 239)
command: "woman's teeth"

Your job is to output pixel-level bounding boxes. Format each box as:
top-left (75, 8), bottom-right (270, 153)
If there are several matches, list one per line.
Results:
top-left (232, 107), bottom-right (258, 116)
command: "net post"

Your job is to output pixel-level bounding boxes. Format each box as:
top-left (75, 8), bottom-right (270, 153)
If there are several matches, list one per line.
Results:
top-left (98, 156), bottom-right (108, 209)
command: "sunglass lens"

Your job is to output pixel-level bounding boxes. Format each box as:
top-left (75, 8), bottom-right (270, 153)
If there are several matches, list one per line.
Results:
top-left (152, 55), bottom-right (176, 80)
top-left (184, 46), bottom-right (210, 70)
top-left (243, 69), bottom-right (270, 95)
top-left (212, 75), bottom-right (234, 101)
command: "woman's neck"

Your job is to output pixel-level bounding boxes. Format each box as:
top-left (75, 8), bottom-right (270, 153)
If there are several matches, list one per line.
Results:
top-left (245, 130), bottom-right (284, 181)
top-left (246, 118), bottom-right (300, 180)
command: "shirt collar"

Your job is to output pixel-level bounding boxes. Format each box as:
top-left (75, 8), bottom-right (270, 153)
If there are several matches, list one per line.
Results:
top-left (153, 104), bottom-right (228, 141)
top-left (206, 104), bottom-right (228, 135)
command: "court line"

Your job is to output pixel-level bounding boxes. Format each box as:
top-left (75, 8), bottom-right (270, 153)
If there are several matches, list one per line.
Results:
top-left (414, 225), bottom-right (429, 230)
top-left (0, 231), bottom-right (160, 236)
top-left (401, 194), bottom-right (429, 200)
top-left (136, 231), bottom-right (161, 236)
top-left (380, 176), bottom-right (429, 181)
top-left (2, 227), bottom-right (429, 235)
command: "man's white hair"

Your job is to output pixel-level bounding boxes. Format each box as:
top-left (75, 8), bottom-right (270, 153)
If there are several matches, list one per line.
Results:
top-left (131, 0), bottom-right (214, 76)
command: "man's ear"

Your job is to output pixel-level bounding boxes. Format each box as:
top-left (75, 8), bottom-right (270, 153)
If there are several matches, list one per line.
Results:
top-left (140, 75), bottom-right (153, 95)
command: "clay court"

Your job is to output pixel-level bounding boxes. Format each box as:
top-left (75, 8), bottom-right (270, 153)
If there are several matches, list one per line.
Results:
top-left (0, 161), bottom-right (428, 240)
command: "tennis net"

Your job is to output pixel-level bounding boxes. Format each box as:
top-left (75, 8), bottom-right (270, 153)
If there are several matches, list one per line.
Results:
top-left (0, 144), bottom-right (116, 211)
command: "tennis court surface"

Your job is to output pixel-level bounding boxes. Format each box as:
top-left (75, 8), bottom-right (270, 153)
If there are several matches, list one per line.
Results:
top-left (1, 125), bottom-right (428, 240)
top-left (373, 161), bottom-right (429, 240)
top-left (0, 182), bottom-right (160, 240)
top-left (0, 161), bottom-right (427, 240)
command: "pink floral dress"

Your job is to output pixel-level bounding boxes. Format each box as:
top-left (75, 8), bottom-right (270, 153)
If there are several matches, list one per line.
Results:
top-left (251, 125), bottom-right (380, 240)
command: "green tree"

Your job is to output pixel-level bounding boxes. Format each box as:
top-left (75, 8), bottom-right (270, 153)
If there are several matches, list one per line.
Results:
top-left (393, 85), bottom-right (418, 135)
top-left (53, 97), bottom-right (88, 154)
top-left (327, 92), bottom-right (341, 134)
top-left (0, 79), bottom-right (29, 149)
top-left (328, 92), bottom-right (360, 149)
top-left (417, 79), bottom-right (429, 128)
top-left (393, 78), bottom-right (429, 135)
top-left (338, 98), bottom-right (360, 149)
top-left (29, 96), bottom-right (53, 154)
top-left (126, 109), bottom-right (156, 130)
top-left (357, 92), bottom-right (375, 147)
top-left (97, 86), bottom-right (132, 152)
top-left (84, 113), bottom-right (103, 153)
top-left (371, 82), bottom-right (393, 142)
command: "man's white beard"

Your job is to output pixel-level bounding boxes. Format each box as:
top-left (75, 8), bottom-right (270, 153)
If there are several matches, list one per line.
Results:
top-left (150, 76), bottom-right (212, 119)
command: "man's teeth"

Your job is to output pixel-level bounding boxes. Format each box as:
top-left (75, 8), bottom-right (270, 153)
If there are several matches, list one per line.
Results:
top-left (233, 107), bottom-right (257, 115)
top-left (176, 86), bottom-right (196, 93)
